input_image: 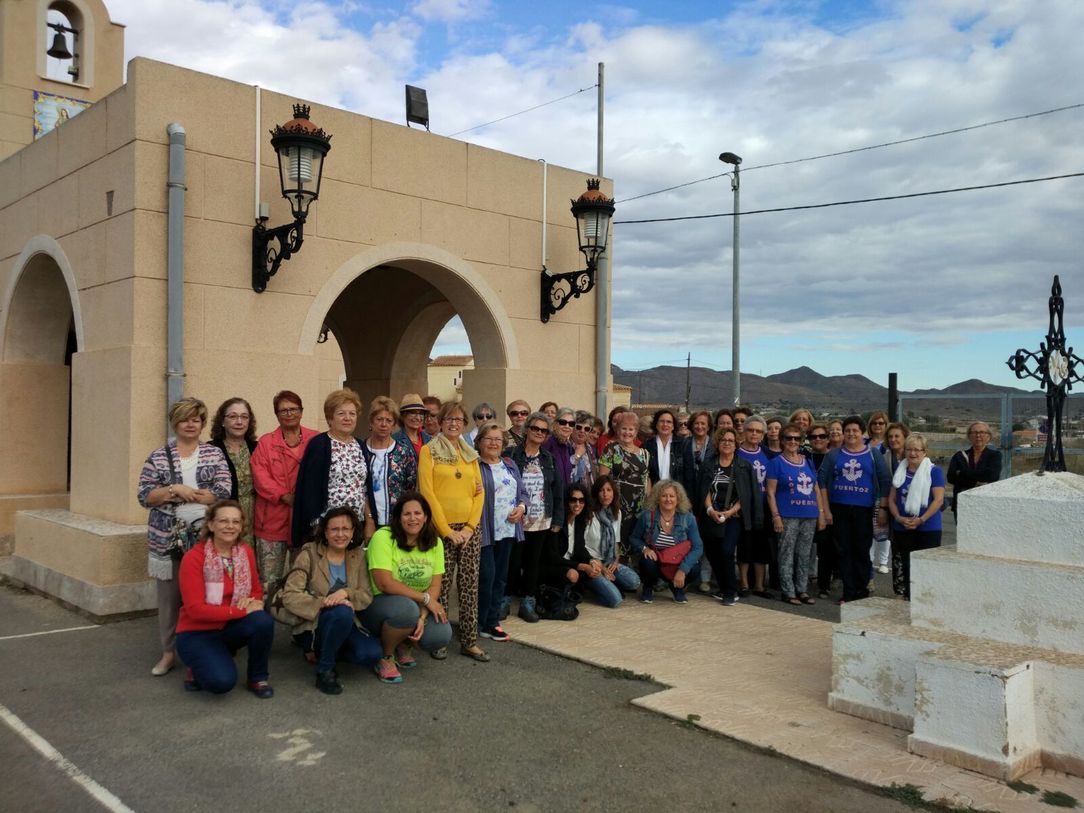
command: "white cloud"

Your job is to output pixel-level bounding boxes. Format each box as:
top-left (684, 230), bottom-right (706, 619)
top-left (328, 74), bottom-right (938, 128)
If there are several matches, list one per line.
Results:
top-left (410, 0), bottom-right (489, 23)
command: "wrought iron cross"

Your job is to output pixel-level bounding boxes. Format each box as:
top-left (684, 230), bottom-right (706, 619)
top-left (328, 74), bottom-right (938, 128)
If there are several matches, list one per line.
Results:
top-left (1006, 275), bottom-right (1083, 472)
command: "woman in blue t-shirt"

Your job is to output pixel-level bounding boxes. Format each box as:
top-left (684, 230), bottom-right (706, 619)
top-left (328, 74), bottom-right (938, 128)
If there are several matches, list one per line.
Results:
top-left (887, 434), bottom-right (945, 600)
top-left (766, 423), bottom-right (820, 605)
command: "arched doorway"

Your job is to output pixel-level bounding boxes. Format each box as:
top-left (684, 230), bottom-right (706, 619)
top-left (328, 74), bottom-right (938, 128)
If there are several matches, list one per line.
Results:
top-left (300, 243), bottom-right (519, 409)
top-left (0, 237), bottom-right (83, 515)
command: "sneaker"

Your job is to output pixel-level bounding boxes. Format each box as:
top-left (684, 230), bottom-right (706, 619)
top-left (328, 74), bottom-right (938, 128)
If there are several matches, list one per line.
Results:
top-left (246, 680), bottom-right (274, 699)
top-left (374, 657), bottom-right (403, 684)
top-left (818, 590), bottom-right (830, 599)
top-left (697, 582), bottom-right (712, 593)
top-left (518, 601), bottom-right (539, 624)
top-left (672, 588), bottom-right (688, 604)
top-left (394, 643), bottom-right (417, 669)
top-left (640, 589), bottom-right (654, 604)
top-left (315, 670), bottom-right (342, 695)
top-left (721, 595), bottom-right (738, 607)
top-left (710, 591), bottom-right (727, 602)
top-left (479, 626), bottom-right (511, 642)
top-left (430, 646), bottom-right (448, 660)
top-left (877, 564), bottom-right (890, 574)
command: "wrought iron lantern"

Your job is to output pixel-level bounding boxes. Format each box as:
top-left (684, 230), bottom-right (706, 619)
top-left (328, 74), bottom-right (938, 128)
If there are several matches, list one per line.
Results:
top-left (252, 104), bottom-right (332, 293)
top-left (540, 178), bottom-right (615, 322)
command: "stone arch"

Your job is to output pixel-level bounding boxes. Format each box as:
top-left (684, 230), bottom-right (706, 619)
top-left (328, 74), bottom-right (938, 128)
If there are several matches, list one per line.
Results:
top-left (299, 242), bottom-right (519, 406)
top-left (39, 0), bottom-right (95, 85)
top-left (0, 235), bottom-right (82, 496)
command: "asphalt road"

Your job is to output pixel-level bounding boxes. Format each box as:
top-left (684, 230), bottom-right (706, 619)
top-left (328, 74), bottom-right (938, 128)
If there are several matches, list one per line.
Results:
top-left (0, 581), bottom-right (918, 813)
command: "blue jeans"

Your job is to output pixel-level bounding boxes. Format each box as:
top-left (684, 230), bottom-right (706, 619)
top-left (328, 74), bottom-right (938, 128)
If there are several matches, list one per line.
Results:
top-left (585, 564), bottom-right (640, 608)
top-left (639, 555), bottom-right (701, 592)
top-left (479, 537), bottom-right (514, 630)
top-left (295, 605), bottom-right (382, 672)
top-left (359, 594), bottom-right (453, 652)
top-left (176, 611), bottom-right (274, 694)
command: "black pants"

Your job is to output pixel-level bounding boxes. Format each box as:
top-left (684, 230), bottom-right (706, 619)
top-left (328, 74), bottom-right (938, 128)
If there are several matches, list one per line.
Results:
top-left (830, 502), bottom-right (874, 602)
top-left (508, 529), bottom-right (548, 598)
top-left (814, 526), bottom-right (835, 591)
top-left (895, 529), bottom-right (941, 599)
top-left (702, 518), bottom-right (742, 600)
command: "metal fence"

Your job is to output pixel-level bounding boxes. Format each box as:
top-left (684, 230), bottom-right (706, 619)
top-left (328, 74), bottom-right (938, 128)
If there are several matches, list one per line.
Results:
top-left (895, 392), bottom-right (1084, 479)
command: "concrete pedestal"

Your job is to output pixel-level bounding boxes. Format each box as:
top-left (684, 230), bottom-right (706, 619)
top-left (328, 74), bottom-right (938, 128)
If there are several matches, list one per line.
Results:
top-left (829, 471), bottom-right (1084, 781)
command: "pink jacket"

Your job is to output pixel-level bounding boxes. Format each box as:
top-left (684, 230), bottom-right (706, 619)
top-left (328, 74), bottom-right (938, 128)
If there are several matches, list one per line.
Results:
top-left (250, 426), bottom-right (319, 541)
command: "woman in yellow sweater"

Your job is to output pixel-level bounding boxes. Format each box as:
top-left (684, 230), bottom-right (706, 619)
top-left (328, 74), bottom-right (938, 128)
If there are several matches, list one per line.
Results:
top-left (417, 401), bottom-right (487, 662)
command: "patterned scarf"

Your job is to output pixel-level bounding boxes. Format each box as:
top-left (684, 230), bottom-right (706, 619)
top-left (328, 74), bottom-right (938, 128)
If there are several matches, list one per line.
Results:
top-left (428, 432), bottom-right (480, 465)
top-left (596, 506), bottom-right (619, 565)
top-left (201, 539), bottom-right (252, 606)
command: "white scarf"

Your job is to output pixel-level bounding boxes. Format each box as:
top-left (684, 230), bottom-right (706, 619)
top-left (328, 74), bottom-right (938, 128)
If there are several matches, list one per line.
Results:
top-left (893, 457), bottom-right (932, 517)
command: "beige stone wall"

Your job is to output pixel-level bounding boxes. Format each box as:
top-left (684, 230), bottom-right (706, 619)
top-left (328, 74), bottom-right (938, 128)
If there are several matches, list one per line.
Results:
top-left (0, 55), bottom-right (611, 574)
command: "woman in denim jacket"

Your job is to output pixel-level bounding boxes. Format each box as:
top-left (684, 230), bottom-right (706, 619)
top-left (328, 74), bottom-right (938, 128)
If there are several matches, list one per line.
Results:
top-left (629, 480), bottom-right (703, 604)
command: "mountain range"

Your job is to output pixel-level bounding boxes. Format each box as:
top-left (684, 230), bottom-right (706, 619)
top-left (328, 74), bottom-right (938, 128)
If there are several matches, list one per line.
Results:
top-left (611, 364), bottom-right (1049, 417)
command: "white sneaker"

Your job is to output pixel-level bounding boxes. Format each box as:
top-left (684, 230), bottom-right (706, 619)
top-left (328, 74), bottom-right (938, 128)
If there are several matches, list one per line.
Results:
top-left (876, 565), bottom-right (890, 574)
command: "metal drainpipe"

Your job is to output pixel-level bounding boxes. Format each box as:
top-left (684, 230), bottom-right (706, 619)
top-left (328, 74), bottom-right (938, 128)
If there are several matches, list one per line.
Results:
top-left (166, 123), bottom-right (186, 439)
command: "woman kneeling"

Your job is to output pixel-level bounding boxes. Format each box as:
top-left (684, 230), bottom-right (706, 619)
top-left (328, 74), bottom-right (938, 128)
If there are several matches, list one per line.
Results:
top-left (282, 507), bottom-right (382, 695)
top-left (176, 500), bottom-right (274, 698)
top-left (362, 493), bottom-right (453, 683)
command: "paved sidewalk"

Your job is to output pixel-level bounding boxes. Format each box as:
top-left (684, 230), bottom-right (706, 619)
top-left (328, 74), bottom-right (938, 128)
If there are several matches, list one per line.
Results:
top-left (503, 593), bottom-right (1084, 813)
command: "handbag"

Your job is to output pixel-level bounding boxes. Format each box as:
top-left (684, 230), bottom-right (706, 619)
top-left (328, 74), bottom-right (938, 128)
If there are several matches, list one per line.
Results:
top-left (537, 584), bottom-right (580, 621)
top-left (649, 510), bottom-right (693, 582)
top-left (265, 562), bottom-right (313, 626)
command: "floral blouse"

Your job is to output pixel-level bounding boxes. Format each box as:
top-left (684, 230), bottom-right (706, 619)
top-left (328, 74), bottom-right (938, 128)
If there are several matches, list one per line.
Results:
top-left (328, 438), bottom-right (368, 519)
top-left (599, 441), bottom-right (652, 520)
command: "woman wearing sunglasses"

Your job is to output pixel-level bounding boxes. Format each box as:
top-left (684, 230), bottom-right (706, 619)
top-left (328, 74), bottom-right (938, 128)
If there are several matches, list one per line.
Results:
top-left (766, 424), bottom-right (820, 605)
top-left (542, 406), bottom-right (577, 486)
top-left (569, 410), bottom-right (598, 490)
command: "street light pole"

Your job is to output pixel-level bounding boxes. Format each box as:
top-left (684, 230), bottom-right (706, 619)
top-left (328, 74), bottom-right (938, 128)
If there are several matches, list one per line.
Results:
top-left (719, 151), bottom-right (742, 406)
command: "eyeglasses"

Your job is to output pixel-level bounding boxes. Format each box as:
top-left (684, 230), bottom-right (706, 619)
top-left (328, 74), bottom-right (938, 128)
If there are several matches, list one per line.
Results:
top-left (678, 422), bottom-right (688, 428)
top-left (871, 420), bottom-right (886, 426)
top-left (475, 413), bottom-right (494, 421)
top-left (442, 416), bottom-right (465, 424)
top-left (568, 496), bottom-right (585, 504)
top-left (718, 438), bottom-right (736, 444)
top-left (808, 433), bottom-right (828, 440)
top-left (783, 435), bottom-right (802, 442)
top-left (225, 413), bottom-right (250, 421)
top-left (508, 410), bottom-right (528, 417)
top-left (555, 418), bottom-right (574, 427)
top-left (574, 424), bottom-right (590, 432)
top-left (528, 425), bottom-right (549, 434)
top-left (481, 435), bottom-right (503, 443)
top-left (745, 427), bottom-right (764, 434)
top-left (276, 407), bottom-right (301, 416)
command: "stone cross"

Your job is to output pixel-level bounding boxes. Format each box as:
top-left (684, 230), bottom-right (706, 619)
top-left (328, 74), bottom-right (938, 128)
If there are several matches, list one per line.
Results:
top-left (1006, 275), bottom-right (1083, 473)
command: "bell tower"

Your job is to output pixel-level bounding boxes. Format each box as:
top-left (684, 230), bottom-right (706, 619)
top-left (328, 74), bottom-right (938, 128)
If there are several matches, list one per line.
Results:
top-left (0, 0), bottom-right (124, 161)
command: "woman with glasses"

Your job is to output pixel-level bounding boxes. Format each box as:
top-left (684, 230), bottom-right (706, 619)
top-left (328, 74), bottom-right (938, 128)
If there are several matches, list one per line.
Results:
top-left (475, 421), bottom-right (526, 642)
top-left (542, 406), bottom-right (577, 486)
top-left (866, 411), bottom-right (889, 451)
top-left (883, 422), bottom-right (911, 597)
top-left (737, 416), bottom-right (773, 599)
top-left (644, 408), bottom-right (695, 504)
top-left (361, 396), bottom-right (417, 531)
top-left (946, 421), bottom-right (1001, 523)
top-left (597, 410), bottom-right (652, 555)
top-left (569, 410), bottom-right (598, 490)
top-left (827, 420), bottom-right (844, 450)
top-left (418, 402), bottom-right (488, 661)
top-left (210, 397), bottom-right (258, 545)
top-left (292, 389), bottom-right (373, 548)
top-left (867, 410), bottom-right (893, 577)
top-left (806, 424), bottom-right (835, 598)
top-left (766, 424), bottom-right (820, 605)
top-left (503, 400), bottom-right (531, 449)
top-left (696, 428), bottom-right (760, 606)
top-left (888, 433), bottom-right (945, 600)
top-left (392, 393), bottom-right (432, 462)
top-left (138, 397), bottom-right (232, 677)
top-left (465, 402), bottom-right (496, 446)
top-left (251, 391), bottom-right (319, 592)
top-left (539, 483), bottom-right (596, 600)
top-left (504, 413), bottom-right (564, 623)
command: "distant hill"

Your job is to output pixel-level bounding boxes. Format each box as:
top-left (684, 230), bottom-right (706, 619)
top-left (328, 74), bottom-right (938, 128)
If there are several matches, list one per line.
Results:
top-left (611, 364), bottom-right (1048, 418)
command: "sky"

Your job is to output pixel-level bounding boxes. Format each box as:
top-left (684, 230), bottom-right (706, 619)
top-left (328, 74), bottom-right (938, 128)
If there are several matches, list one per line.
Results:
top-left (102, 0), bottom-right (1084, 391)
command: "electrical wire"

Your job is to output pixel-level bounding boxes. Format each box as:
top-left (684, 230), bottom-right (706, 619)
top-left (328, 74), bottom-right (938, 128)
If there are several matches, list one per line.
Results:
top-left (614, 171), bottom-right (1084, 225)
top-left (447, 83), bottom-right (598, 137)
top-left (616, 103), bottom-right (1084, 204)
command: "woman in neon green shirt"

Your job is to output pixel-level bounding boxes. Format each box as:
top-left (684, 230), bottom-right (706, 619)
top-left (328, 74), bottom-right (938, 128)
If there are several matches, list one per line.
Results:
top-left (361, 492), bottom-right (452, 684)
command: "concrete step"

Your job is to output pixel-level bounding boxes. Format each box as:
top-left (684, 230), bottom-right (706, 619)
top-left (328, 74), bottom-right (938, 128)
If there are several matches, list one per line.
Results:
top-left (910, 544), bottom-right (1084, 655)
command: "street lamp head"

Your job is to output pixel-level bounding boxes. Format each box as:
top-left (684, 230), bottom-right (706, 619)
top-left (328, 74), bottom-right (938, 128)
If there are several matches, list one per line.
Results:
top-left (570, 178), bottom-right (615, 269)
top-left (719, 151), bottom-right (742, 166)
top-left (270, 104), bottom-right (333, 221)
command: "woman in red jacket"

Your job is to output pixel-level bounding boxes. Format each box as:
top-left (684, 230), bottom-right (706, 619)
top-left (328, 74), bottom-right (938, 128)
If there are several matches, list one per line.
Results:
top-left (175, 500), bottom-right (275, 698)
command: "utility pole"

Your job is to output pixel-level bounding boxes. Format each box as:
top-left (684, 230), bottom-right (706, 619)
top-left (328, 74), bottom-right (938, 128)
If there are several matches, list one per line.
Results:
top-left (719, 151), bottom-right (742, 406)
top-left (685, 352), bottom-right (691, 413)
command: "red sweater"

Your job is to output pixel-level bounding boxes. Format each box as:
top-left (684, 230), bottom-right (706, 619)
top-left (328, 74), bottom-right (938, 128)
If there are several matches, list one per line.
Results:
top-left (176, 544), bottom-right (264, 633)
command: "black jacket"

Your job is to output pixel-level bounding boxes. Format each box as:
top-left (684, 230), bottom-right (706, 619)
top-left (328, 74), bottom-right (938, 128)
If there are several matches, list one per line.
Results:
top-left (695, 456), bottom-right (763, 531)
top-left (504, 443), bottom-right (564, 528)
top-left (946, 446), bottom-right (1002, 513)
top-left (291, 432), bottom-right (364, 547)
top-left (643, 435), bottom-right (696, 500)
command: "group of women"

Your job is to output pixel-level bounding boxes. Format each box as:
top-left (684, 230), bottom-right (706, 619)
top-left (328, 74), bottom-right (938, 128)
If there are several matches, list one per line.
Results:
top-left (139, 392), bottom-right (960, 699)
